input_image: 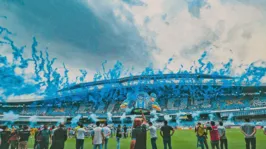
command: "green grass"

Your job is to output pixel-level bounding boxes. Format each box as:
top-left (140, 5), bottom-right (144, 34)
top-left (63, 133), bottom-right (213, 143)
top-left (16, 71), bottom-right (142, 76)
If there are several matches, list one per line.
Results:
top-left (26, 129), bottom-right (266, 149)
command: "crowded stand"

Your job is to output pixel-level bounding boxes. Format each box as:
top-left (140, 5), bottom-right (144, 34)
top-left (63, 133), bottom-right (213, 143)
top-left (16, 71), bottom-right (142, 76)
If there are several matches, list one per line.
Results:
top-left (0, 95), bottom-right (266, 117)
top-left (0, 74), bottom-right (266, 149)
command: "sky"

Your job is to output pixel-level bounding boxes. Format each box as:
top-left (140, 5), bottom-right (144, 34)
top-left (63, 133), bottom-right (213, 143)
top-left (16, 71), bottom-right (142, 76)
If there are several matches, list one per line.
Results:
top-left (0, 0), bottom-right (266, 101)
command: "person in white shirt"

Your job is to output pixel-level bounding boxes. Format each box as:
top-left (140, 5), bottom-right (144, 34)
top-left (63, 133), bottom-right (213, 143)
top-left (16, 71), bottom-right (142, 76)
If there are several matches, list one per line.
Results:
top-left (264, 126), bottom-right (266, 135)
top-left (103, 122), bottom-right (111, 149)
top-left (92, 122), bottom-right (105, 149)
top-left (218, 121), bottom-right (228, 149)
top-left (76, 124), bottom-right (86, 149)
top-left (149, 122), bottom-right (157, 149)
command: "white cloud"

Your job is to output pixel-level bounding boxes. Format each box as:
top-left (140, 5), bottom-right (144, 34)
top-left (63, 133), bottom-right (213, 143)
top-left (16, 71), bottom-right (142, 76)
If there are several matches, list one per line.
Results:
top-left (126, 0), bottom-right (266, 74)
top-left (6, 93), bottom-right (44, 102)
top-left (1, 0), bottom-right (265, 85)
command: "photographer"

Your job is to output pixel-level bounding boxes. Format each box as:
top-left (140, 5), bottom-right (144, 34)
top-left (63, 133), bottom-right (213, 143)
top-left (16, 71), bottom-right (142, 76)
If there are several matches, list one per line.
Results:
top-left (195, 122), bottom-right (209, 149)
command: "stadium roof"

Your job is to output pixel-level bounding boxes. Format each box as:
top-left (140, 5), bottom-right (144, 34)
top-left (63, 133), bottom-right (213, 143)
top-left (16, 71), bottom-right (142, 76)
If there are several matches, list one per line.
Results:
top-left (59, 73), bottom-right (233, 92)
top-left (4, 73), bottom-right (266, 103)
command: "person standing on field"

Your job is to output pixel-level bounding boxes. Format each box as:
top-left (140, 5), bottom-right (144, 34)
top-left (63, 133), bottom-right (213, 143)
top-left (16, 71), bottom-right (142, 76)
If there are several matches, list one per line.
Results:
top-left (218, 121), bottom-right (228, 149)
top-left (149, 122), bottom-right (157, 149)
top-left (116, 125), bottom-right (122, 149)
top-left (123, 125), bottom-right (128, 138)
top-left (0, 126), bottom-right (11, 149)
top-left (241, 118), bottom-right (256, 149)
top-left (92, 121), bottom-right (105, 149)
top-left (51, 123), bottom-right (68, 149)
top-left (9, 128), bottom-right (19, 149)
top-left (130, 111), bottom-right (148, 149)
top-left (160, 121), bottom-right (175, 149)
top-left (102, 122), bottom-right (111, 149)
top-left (76, 124), bottom-right (86, 149)
top-left (195, 122), bottom-right (209, 149)
top-left (40, 124), bottom-right (51, 149)
top-left (18, 125), bottom-right (31, 149)
top-left (75, 122), bottom-right (81, 147)
top-left (207, 121), bottom-right (220, 149)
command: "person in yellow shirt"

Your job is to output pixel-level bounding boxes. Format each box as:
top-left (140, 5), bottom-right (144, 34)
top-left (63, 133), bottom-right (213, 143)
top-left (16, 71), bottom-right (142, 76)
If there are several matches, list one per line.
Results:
top-left (195, 122), bottom-right (209, 149)
top-left (30, 128), bottom-right (35, 136)
top-left (74, 122), bottom-right (81, 148)
top-left (74, 122), bottom-right (81, 138)
top-left (11, 126), bottom-right (16, 133)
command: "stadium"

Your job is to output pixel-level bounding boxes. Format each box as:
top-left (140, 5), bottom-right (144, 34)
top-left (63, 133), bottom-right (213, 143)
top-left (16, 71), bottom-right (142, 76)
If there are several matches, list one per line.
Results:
top-left (1, 0), bottom-right (266, 149)
top-left (0, 73), bottom-right (266, 148)
top-left (1, 73), bottom-right (266, 125)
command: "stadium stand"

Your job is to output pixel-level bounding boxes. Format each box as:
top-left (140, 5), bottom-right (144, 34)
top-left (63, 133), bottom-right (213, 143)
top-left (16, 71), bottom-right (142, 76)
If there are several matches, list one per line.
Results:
top-left (0, 74), bottom-right (265, 125)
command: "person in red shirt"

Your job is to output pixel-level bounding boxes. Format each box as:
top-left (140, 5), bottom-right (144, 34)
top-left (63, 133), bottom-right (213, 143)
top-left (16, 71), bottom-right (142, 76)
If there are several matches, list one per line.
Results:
top-left (9, 128), bottom-right (19, 149)
top-left (207, 121), bottom-right (220, 149)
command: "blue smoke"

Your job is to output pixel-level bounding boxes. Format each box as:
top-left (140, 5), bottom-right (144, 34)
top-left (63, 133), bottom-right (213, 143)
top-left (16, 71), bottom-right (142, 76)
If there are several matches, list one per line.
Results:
top-left (29, 115), bottom-right (38, 127)
top-left (224, 113), bottom-right (235, 126)
top-left (71, 114), bottom-right (82, 127)
top-left (107, 112), bottom-right (113, 123)
top-left (3, 111), bottom-right (19, 122)
top-left (120, 113), bottom-right (127, 124)
top-left (89, 114), bottom-right (99, 123)
top-left (164, 115), bottom-right (172, 122)
top-left (208, 113), bottom-right (215, 121)
top-left (150, 110), bottom-right (159, 123)
top-left (192, 111), bottom-right (201, 121)
top-left (0, 13), bottom-right (266, 117)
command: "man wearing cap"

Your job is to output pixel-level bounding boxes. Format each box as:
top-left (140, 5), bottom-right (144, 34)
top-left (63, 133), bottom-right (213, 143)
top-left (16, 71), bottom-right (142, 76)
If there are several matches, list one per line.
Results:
top-left (130, 111), bottom-right (148, 149)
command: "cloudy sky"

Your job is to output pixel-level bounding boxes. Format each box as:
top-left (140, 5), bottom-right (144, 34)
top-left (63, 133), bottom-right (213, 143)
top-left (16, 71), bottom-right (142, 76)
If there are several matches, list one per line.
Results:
top-left (0, 0), bottom-right (266, 101)
top-left (1, 0), bottom-right (266, 78)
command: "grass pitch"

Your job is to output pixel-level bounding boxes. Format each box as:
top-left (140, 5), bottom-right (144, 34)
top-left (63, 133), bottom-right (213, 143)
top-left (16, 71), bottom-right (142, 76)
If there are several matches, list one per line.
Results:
top-left (26, 129), bottom-right (266, 149)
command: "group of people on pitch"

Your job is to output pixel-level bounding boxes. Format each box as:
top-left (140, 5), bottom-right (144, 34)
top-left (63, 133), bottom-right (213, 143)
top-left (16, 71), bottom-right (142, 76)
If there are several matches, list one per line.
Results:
top-left (195, 118), bottom-right (266, 149)
top-left (87, 111), bottom-right (175, 149)
top-left (0, 123), bottom-right (68, 149)
top-left (0, 125), bottom-right (31, 149)
top-left (128, 111), bottom-right (176, 149)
